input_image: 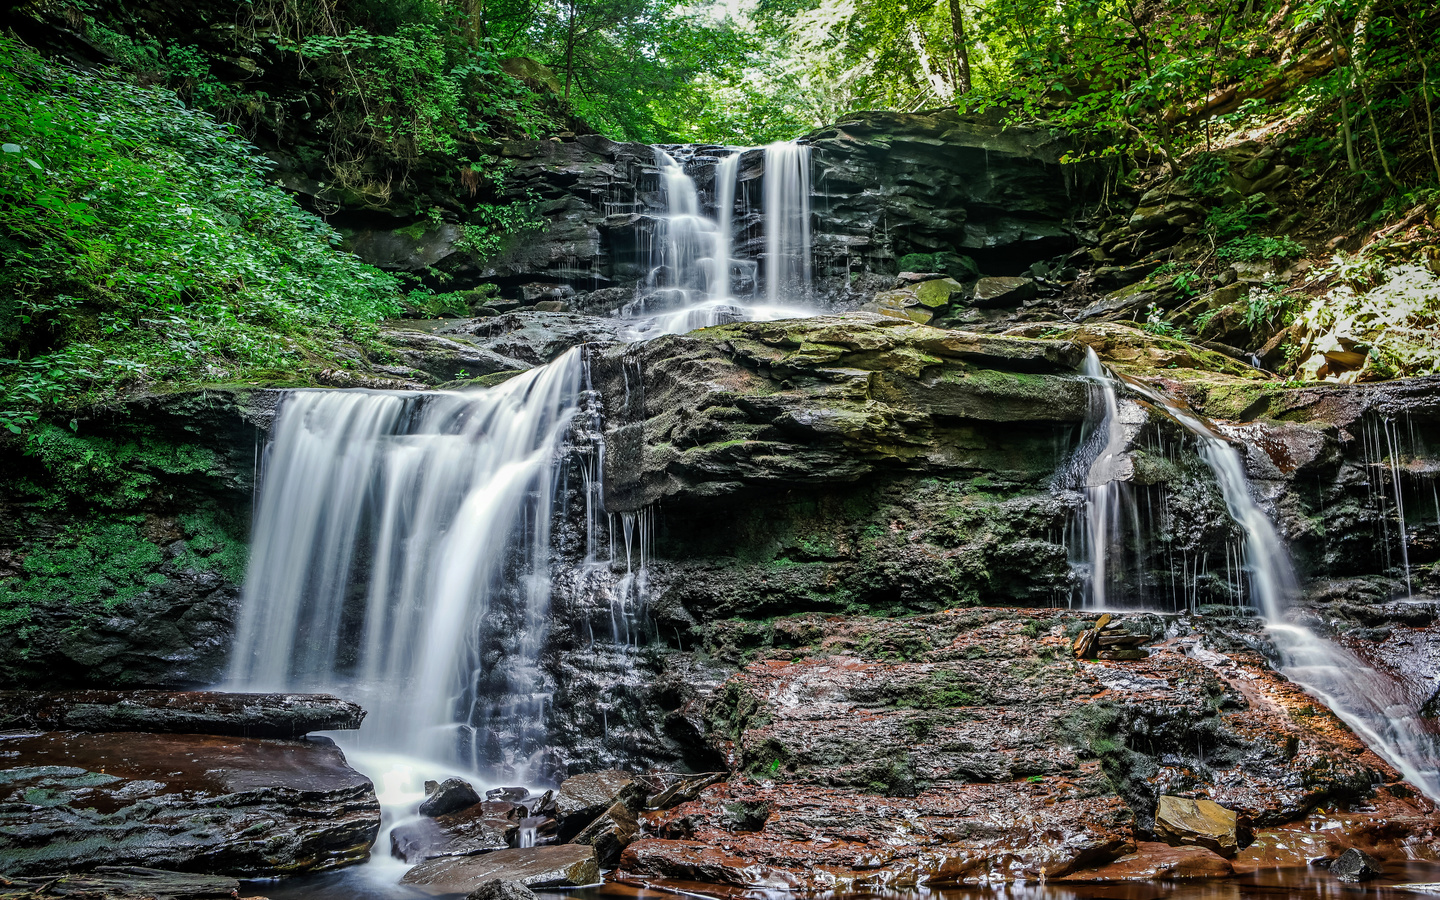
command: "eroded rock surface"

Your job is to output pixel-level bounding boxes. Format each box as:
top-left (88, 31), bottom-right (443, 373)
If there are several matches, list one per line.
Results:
top-left (614, 609), bottom-right (1440, 886)
top-left (0, 731), bottom-right (379, 877)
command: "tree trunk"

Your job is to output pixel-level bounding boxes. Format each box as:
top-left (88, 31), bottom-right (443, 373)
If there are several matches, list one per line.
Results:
top-left (1352, 0), bottom-right (1398, 186)
top-left (563, 0), bottom-right (578, 102)
top-left (949, 0), bottom-right (972, 96)
top-left (1328, 14), bottom-right (1359, 172)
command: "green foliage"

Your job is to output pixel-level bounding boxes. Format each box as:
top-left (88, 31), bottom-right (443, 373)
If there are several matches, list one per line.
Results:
top-left (1182, 154), bottom-right (1230, 195)
top-left (1205, 195), bottom-right (1274, 240)
top-left (455, 200), bottom-right (544, 260)
top-left (1142, 303), bottom-right (1187, 340)
top-left (1218, 235), bottom-right (1306, 261)
top-left (1297, 261), bottom-right (1440, 376)
top-left (1241, 285), bottom-right (1294, 331)
top-left (19, 423), bottom-right (223, 509)
top-left (0, 520), bottom-right (164, 628)
top-left (0, 37), bottom-right (402, 431)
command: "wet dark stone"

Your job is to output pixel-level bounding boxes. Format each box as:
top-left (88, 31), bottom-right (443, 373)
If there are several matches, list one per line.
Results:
top-left (420, 777), bottom-right (484, 818)
top-left (0, 690), bottom-right (364, 738)
top-left (1330, 847), bottom-right (1384, 882)
top-left (555, 771), bottom-right (644, 841)
top-left (573, 800), bottom-right (639, 866)
top-left (0, 731), bottom-right (379, 877)
top-left (487, 786), bottom-right (529, 802)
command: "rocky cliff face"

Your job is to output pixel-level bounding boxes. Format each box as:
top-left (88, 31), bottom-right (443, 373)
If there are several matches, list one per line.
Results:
top-left (307, 112), bottom-right (1099, 311)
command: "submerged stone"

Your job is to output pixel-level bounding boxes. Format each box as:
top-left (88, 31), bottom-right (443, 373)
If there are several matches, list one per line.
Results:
top-left (1330, 847), bottom-right (1384, 882)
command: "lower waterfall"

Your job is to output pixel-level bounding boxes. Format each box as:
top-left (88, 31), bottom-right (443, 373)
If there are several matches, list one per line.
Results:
top-left (1122, 373), bottom-right (1440, 801)
top-left (229, 349), bottom-right (587, 777)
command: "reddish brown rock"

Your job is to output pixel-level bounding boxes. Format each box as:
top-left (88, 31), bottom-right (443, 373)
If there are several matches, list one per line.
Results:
top-left (620, 772), bottom-right (1134, 887)
top-left (652, 608), bottom-right (1440, 886)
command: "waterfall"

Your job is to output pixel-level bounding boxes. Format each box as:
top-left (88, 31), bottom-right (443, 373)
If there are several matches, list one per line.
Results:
top-left (621, 144), bottom-right (813, 339)
top-left (229, 349), bottom-right (586, 776)
top-left (763, 140), bottom-right (813, 305)
top-left (1076, 348), bottom-right (1140, 609)
top-left (1117, 371), bottom-right (1440, 801)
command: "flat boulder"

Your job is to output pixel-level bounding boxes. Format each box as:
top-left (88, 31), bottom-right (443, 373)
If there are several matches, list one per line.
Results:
top-left (401, 845), bottom-right (599, 893)
top-left (971, 276), bottom-right (1038, 308)
top-left (0, 690), bottom-right (365, 738)
top-left (1154, 796), bottom-right (1240, 859)
top-left (0, 731), bottom-right (379, 877)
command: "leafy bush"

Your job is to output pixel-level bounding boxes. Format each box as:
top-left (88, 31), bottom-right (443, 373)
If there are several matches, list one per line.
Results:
top-left (1182, 154), bottom-right (1229, 195)
top-left (0, 37), bottom-right (402, 432)
top-left (1218, 235), bottom-right (1306, 261)
top-left (1205, 195), bottom-right (1274, 240)
top-left (1296, 263), bottom-right (1440, 377)
top-left (1241, 286), bottom-right (1293, 331)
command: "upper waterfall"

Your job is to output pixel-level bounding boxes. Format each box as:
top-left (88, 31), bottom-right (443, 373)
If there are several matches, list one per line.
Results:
top-left (619, 142), bottom-right (814, 338)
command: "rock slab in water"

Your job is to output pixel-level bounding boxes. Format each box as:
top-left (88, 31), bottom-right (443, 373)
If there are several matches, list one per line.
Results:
top-left (0, 731), bottom-right (379, 877)
top-left (0, 690), bottom-right (365, 738)
top-left (466, 881), bottom-right (539, 900)
top-left (0, 866), bottom-right (240, 899)
top-left (420, 777), bottom-right (483, 817)
top-left (1154, 796), bottom-right (1240, 859)
top-left (1331, 848), bottom-right (1385, 882)
top-left (401, 845), bottom-right (599, 893)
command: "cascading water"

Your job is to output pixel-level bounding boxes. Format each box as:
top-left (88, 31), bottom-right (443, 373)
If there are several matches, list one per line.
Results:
top-left (620, 142), bottom-right (813, 338)
top-left (229, 350), bottom-right (586, 777)
top-left (1115, 371), bottom-right (1440, 801)
top-left (763, 140), bottom-right (813, 305)
top-left (1072, 348), bottom-right (1141, 609)
top-left (227, 142), bottom-right (825, 868)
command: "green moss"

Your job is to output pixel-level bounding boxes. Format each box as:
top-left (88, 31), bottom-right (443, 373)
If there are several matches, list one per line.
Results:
top-left (21, 424), bottom-right (226, 510)
top-left (890, 670), bottom-right (981, 709)
top-left (0, 519), bottom-right (164, 628)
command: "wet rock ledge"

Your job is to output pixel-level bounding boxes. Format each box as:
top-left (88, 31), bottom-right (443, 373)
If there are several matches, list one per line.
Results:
top-left (0, 691), bottom-right (379, 882)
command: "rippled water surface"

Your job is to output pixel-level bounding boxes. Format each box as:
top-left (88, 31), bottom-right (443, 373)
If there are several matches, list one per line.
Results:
top-left (245, 862), bottom-right (1440, 900)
